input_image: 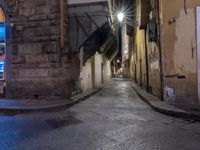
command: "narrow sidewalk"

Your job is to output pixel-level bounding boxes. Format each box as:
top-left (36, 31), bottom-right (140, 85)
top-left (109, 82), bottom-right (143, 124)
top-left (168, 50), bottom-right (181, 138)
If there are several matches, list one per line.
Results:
top-left (0, 87), bottom-right (103, 115)
top-left (132, 83), bottom-right (200, 120)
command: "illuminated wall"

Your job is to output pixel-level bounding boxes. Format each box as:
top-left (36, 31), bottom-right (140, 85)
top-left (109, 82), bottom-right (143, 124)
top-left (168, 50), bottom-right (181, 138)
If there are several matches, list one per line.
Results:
top-left (0, 7), bottom-right (5, 23)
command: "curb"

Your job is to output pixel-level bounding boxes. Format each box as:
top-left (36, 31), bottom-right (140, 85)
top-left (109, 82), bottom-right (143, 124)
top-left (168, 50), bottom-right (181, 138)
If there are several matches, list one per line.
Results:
top-left (0, 101), bottom-right (76, 115)
top-left (0, 83), bottom-right (106, 115)
top-left (132, 85), bottom-right (200, 121)
top-left (70, 86), bottom-right (104, 103)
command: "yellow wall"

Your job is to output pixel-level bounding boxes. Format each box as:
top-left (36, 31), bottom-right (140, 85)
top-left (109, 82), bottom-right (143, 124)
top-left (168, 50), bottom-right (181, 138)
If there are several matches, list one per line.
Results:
top-left (134, 28), bottom-right (147, 89)
top-left (131, 0), bottom-right (162, 98)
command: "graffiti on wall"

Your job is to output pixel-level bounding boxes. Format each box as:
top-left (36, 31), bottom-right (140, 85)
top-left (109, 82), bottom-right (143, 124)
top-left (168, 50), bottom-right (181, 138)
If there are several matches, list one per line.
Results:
top-left (150, 60), bottom-right (159, 70)
top-left (164, 86), bottom-right (176, 104)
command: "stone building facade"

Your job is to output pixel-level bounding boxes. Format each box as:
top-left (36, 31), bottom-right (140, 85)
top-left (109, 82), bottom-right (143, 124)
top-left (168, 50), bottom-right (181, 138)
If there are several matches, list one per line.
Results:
top-left (130, 0), bottom-right (200, 107)
top-left (109, 0), bottom-right (200, 107)
top-left (158, 0), bottom-right (200, 106)
top-left (68, 0), bottom-right (114, 93)
top-left (0, 0), bottom-right (79, 100)
top-left (133, 0), bottom-right (161, 97)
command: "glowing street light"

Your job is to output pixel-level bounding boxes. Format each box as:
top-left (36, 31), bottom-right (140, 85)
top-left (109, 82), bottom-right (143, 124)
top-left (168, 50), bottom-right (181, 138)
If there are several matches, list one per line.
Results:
top-left (117, 12), bottom-right (124, 22)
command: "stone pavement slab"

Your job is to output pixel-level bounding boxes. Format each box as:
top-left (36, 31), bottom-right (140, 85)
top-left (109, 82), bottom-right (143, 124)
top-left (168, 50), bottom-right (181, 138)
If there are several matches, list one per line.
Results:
top-left (132, 83), bottom-right (200, 120)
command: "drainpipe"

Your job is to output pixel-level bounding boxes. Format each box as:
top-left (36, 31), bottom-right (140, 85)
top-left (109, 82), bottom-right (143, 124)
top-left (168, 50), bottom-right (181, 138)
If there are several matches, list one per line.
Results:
top-left (157, 0), bottom-right (164, 101)
top-left (144, 29), bottom-right (150, 92)
top-left (60, 0), bottom-right (64, 48)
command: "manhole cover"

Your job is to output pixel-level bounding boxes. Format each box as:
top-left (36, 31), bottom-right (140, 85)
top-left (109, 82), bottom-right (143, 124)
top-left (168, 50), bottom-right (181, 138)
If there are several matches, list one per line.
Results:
top-left (45, 116), bottom-right (83, 129)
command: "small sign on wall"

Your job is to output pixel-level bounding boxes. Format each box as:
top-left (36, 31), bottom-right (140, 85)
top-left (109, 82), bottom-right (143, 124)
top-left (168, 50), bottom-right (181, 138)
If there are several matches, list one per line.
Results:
top-left (0, 24), bottom-right (5, 42)
top-left (0, 61), bottom-right (4, 80)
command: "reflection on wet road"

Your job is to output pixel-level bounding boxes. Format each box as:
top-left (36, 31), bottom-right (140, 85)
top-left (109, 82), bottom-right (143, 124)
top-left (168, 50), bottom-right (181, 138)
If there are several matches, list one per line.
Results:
top-left (0, 79), bottom-right (200, 150)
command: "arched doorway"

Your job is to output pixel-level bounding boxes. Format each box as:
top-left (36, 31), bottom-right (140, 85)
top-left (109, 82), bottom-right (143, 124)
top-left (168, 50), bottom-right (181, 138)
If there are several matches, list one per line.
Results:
top-left (0, 6), bottom-right (6, 97)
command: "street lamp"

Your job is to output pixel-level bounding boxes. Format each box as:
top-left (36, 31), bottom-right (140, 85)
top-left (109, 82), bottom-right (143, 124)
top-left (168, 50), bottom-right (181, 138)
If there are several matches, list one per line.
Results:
top-left (117, 12), bottom-right (124, 22)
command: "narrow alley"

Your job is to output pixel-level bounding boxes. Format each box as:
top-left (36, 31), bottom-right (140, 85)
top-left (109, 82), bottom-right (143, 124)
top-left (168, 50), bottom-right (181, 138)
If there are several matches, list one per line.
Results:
top-left (0, 79), bottom-right (200, 150)
top-left (0, 0), bottom-right (200, 149)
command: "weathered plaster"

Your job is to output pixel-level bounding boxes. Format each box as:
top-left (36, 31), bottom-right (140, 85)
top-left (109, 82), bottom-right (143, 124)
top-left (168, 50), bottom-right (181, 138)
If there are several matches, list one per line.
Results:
top-left (161, 0), bottom-right (198, 104)
top-left (175, 9), bottom-right (196, 73)
top-left (79, 50), bottom-right (111, 92)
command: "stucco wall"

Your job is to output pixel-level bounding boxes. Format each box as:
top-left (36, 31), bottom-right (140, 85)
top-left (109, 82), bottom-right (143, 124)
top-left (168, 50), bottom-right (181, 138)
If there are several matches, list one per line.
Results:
top-left (131, 0), bottom-right (200, 105)
top-left (94, 53), bottom-right (103, 88)
top-left (79, 48), bottom-right (92, 92)
top-left (147, 42), bottom-right (161, 97)
top-left (134, 29), bottom-right (147, 89)
top-left (103, 59), bottom-right (111, 82)
top-left (132, 0), bottom-right (161, 97)
top-left (80, 58), bottom-right (93, 92)
top-left (80, 50), bottom-right (111, 92)
top-left (94, 52), bottom-right (111, 86)
top-left (160, 0), bottom-right (199, 105)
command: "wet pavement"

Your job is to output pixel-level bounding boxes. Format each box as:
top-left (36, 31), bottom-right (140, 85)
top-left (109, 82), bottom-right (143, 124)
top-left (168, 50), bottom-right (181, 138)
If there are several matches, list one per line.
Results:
top-left (0, 78), bottom-right (200, 150)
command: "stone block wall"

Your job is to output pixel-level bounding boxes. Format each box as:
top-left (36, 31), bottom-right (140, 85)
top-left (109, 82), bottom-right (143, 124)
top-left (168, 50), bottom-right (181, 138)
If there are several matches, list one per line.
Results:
top-left (3, 0), bottom-right (79, 99)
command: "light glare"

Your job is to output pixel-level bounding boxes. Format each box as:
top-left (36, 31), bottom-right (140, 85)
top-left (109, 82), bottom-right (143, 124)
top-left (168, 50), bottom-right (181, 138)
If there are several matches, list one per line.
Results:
top-left (117, 12), bottom-right (124, 22)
